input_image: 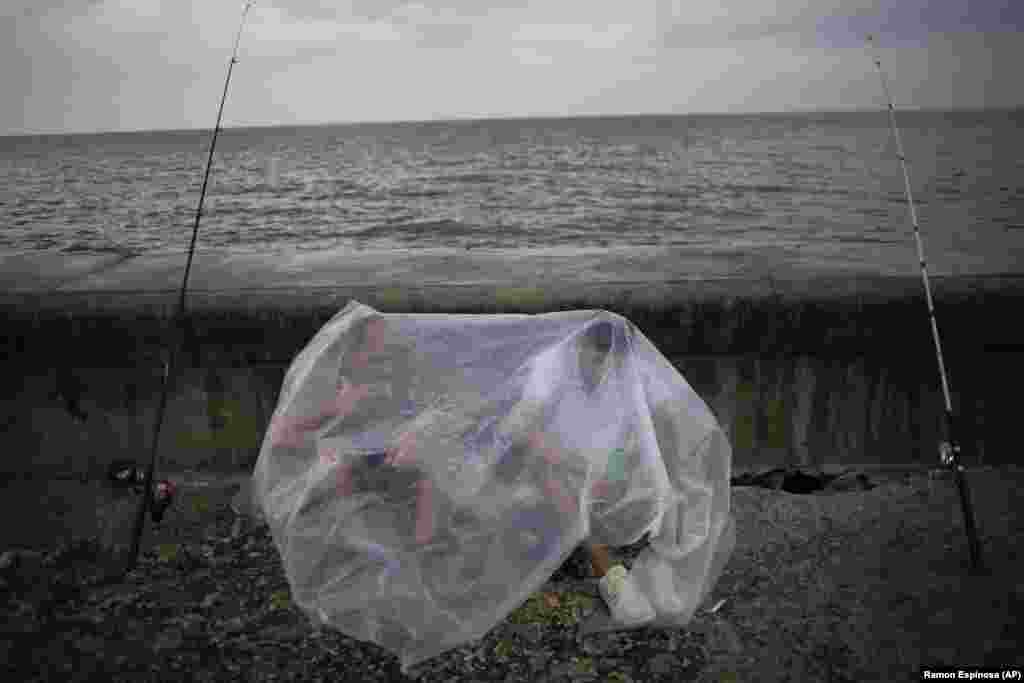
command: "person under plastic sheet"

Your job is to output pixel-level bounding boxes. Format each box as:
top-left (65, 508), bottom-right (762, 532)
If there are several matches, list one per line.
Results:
top-left (474, 319), bottom-right (713, 625)
top-left (267, 313), bottom-right (436, 540)
top-left (267, 314), bottom-right (707, 628)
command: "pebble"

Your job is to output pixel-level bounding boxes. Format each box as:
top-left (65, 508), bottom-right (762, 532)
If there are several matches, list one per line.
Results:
top-left (529, 654), bottom-right (548, 674)
top-left (261, 624), bottom-right (309, 642)
top-left (0, 549), bottom-right (44, 573)
top-left (648, 653), bottom-right (677, 675)
top-left (549, 661), bottom-right (575, 677)
top-left (182, 619), bottom-right (207, 640)
top-left (223, 616), bottom-right (246, 633)
top-left (0, 550), bottom-right (18, 571)
top-left (828, 472), bottom-right (874, 492)
top-left (200, 592), bottom-right (221, 609)
top-left (712, 619), bottom-right (743, 654)
top-left (932, 608), bottom-right (956, 627)
top-left (508, 623), bottom-right (542, 645)
top-left (152, 628), bottom-right (184, 652)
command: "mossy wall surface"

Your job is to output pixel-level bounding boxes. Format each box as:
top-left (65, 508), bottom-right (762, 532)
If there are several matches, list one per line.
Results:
top-left (3, 276), bottom-right (1021, 477)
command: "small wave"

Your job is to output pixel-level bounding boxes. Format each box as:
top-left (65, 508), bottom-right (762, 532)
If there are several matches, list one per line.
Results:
top-left (637, 201), bottom-right (686, 213)
top-left (257, 205), bottom-right (311, 219)
top-left (748, 184), bottom-right (792, 194)
top-left (441, 173), bottom-right (501, 184)
top-left (221, 184), bottom-right (277, 196)
top-left (809, 144), bottom-right (851, 154)
top-left (352, 218), bottom-right (537, 241)
top-left (349, 219), bottom-right (463, 239)
top-left (63, 243), bottom-right (101, 253)
top-left (62, 242), bottom-right (141, 257)
top-left (389, 187), bottom-right (449, 199)
top-left (829, 232), bottom-right (903, 244)
top-left (426, 156), bottom-right (473, 167)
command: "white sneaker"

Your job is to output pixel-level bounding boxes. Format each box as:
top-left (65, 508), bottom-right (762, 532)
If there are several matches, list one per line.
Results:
top-left (598, 565), bottom-right (656, 627)
top-left (645, 558), bottom-right (686, 615)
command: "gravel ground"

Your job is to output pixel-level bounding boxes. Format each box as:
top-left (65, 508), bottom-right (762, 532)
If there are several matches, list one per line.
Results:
top-left (1, 466), bottom-right (1020, 682)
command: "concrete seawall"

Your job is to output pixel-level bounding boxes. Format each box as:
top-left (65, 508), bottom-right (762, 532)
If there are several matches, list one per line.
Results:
top-left (4, 271), bottom-right (1022, 479)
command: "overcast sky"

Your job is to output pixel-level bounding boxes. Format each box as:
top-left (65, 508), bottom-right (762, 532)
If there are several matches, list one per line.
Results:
top-left (2, 0), bottom-right (1021, 135)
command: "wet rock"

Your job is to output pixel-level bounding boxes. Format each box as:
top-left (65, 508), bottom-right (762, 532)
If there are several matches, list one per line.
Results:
top-left (579, 630), bottom-right (629, 655)
top-left (261, 624), bottom-right (309, 642)
top-left (152, 628), bottom-right (184, 652)
top-left (0, 550), bottom-right (18, 571)
top-left (508, 622), bottom-right (543, 645)
top-left (0, 549), bottom-right (49, 591)
top-left (200, 591), bottom-right (222, 610)
top-left (932, 608), bottom-right (956, 627)
top-left (549, 661), bottom-right (576, 677)
top-left (707, 618), bottom-right (744, 654)
top-left (247, 659), bottom-right (278, 682)
top-left (648, 653), bottom-right (677, 675)
top-left (76, 635), bottom-right (106, 654)
top-left (827, 471), bottom-right (875, 492)
top-left (529, 654), bottom-right (549, 675)
top-left (730, 468), bottom-right (875, 494)
top-left (223, 616), bottom-right (247, 633)
top-left (0, 548), bottom-right (45, 573)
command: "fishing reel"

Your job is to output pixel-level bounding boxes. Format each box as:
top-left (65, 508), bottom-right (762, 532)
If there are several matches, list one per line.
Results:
top-left (938, 440), bottom-right (960, 469)
top-left (106, 460), bottom-right (177, 523)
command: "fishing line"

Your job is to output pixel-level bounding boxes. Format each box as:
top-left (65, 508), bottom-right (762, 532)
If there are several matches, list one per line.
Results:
top-left (123, 1), bottom-right (256, 573)
top-left (866, 34), bottom-right (983, 574)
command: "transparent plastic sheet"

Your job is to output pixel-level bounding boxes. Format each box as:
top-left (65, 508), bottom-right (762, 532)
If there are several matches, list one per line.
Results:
top-left (253, 300), bottom-right (734, 673)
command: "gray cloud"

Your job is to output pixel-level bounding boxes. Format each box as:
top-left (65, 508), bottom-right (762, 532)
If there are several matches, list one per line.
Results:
top-left (267, 1), bottom-right (486, 49)
top-left (276, 0), bottom-right (529, 23)
top-left (653, 0), bottom-right (877, 48)
top-left (654, 0), bottom-right (1023, 49)
top-left (276, 1), bottom-right (400, 22)
top-left (2, 0), bottom-right (104, 20)
top-left (2, 0), bottom-right (1021, 135)
top-left (816, 0), bottom-right (1024, 46)
top-left (409, 23), bottom-right (476, 49)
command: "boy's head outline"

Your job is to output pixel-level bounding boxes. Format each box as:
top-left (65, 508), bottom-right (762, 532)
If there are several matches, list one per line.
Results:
top-left (334, 314), bottom-right (390, 382)
top-left (576, 319), bottom-right (627, 393)
top-left (351, 313), bottom-right (389, 353)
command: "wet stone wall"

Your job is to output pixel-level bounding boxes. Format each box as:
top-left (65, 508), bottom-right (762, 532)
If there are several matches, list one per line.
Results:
top-left (2, 278), bottom-right (1021, 479)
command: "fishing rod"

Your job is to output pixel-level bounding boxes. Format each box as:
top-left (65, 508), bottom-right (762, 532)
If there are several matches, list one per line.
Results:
top-left (866, 35), bottom-right (984, 575)
top-left (123, 1), bottom-right (255, 573)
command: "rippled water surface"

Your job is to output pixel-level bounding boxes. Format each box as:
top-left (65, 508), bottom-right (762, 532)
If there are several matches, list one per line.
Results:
top-left (2, 109), bottom-right (1022, 260)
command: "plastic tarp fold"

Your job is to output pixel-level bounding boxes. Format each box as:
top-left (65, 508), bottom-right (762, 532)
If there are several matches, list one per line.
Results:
top-left (254, 301), bottom-right (734, 672)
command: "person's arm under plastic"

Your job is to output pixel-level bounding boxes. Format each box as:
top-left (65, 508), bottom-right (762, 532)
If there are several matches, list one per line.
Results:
top-left (528, 428), bottom-right (625, 518)
top-left (498, 394), bottom-right (581, 515)
top-left (381, 398), bottom-right (580, 539)
top-left (270, 378), bottom-right (372, 447)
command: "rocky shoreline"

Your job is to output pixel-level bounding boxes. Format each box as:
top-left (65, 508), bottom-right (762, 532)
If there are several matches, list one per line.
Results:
top-left (2, 466), bottom-right (1020, 682)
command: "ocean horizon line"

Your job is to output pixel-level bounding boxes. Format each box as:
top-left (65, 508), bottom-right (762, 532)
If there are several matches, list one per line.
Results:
top-left (3, 104), bottom-right (1020, 140)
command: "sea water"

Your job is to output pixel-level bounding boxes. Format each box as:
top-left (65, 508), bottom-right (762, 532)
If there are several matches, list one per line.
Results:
top-left (2, 109), bottom-right (1022, 269)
